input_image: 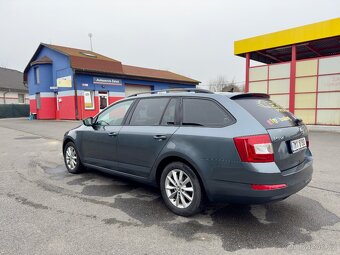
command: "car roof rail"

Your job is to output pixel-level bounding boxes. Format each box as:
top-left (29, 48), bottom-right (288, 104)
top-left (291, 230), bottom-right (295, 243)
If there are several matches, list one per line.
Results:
top-left (127, 88), bottom-right (214, 97)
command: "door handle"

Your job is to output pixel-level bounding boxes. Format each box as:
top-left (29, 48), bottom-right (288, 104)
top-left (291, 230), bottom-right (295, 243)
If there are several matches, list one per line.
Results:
top-left (153, 135), bottom-right (167, 140)
top-left (108, 132), bottom-right (118, 137)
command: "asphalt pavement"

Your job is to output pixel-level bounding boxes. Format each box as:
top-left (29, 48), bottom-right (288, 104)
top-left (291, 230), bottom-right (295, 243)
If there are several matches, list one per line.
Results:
top-left (0, 118), bottom-right (339, 255)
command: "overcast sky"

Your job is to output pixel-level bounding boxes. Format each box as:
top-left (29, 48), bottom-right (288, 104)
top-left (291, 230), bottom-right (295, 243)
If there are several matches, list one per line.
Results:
top-left (0, 0), bottom-right (339, 85)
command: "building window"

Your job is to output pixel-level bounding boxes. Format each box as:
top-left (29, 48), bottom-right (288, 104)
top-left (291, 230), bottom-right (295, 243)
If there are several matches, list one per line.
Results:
top-left (34, 67), bottom-right (40, 84)
top-left (18, 94), bottom-right (25, 104)
top-left (84, 91), bottom-right (94, 110)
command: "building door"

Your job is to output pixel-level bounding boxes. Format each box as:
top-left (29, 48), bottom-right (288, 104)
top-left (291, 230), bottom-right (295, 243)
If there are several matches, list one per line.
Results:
top-left (99, 92), bottom-right (108, 111)
top-left (125, 84), bottom-right (151, 97)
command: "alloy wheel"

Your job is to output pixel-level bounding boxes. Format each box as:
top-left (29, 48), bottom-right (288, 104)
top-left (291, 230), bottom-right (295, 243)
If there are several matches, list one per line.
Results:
top-left (65, 146), bottom-right (77, 170)
top-left (165, 169), bottom-right (194, 209)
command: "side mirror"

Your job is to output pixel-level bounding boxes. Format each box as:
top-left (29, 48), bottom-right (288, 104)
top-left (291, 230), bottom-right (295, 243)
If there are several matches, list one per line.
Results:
top-left (82, 117), bottom-right (94, 126)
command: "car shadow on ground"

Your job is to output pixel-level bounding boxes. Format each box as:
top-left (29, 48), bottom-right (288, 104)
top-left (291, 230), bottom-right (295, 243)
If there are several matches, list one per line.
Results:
top-left (42, 164), bottom-right (339, 252)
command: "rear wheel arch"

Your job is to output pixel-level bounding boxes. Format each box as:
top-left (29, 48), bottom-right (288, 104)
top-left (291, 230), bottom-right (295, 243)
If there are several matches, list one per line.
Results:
top-left (155, 155), bottom-right (207, 197)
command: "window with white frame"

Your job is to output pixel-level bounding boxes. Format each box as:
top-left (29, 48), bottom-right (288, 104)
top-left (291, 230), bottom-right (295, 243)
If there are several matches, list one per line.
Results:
top-left (84, 91), bottom-right (95, 110)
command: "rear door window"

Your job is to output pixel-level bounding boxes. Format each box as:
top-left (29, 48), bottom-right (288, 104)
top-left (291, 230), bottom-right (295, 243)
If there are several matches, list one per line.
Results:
top-left (234, 98), bottom-right (295, 129)
top-left (182, 98), bottom-right (234, 127)
top-left (160, 98), bottom-right (177, 125)
top-left (130, 98), bottom-right (169, 126)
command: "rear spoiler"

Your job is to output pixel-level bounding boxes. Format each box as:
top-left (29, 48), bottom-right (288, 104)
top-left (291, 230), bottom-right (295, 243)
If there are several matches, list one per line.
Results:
top-left (230, 93), bottom-right (269, 100)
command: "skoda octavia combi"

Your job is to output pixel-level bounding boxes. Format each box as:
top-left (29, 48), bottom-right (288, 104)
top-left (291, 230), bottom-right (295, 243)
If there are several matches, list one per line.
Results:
top-left (63, 89), bottom-right (313, 216)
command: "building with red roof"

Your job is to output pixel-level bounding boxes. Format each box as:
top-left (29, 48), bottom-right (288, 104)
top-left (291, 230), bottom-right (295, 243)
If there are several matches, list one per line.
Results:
top-left (24, 43), bottom-right (199, 120)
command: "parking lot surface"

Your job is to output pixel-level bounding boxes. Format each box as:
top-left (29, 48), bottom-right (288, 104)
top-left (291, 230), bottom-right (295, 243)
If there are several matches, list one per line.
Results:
top-left (0, 118), bottom-right (339, 255)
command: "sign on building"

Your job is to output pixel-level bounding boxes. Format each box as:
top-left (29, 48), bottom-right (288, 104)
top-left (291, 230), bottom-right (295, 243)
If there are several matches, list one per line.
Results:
top-left (93, 77), bottom-right (122, 86)
top-left (57, 75), bottom-right (72, 88)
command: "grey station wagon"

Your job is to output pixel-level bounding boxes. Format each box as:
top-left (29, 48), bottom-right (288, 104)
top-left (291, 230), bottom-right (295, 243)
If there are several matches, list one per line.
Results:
top-left (63, 88), bottom-right (313, 216)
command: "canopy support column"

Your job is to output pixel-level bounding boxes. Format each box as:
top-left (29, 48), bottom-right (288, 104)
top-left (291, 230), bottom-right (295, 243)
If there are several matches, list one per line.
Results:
top-left (289, 45), bottom-right (296, 113)
top-left (245, 53), bottom-right (250, 92)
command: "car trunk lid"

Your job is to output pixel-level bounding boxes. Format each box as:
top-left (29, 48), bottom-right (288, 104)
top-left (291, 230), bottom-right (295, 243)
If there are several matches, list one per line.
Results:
top-left (232, 94), bottom-right (309, 171)
top-left (267, 126), bottom-right (308, 171)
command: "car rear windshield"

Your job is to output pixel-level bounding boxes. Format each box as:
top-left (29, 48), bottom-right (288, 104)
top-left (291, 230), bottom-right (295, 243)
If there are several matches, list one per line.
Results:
top-left (234, 97), bottom-right (296, 129)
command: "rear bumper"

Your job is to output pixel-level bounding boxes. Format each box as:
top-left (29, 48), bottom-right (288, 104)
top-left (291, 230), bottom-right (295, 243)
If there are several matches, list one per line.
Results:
top-left (206, 156), bottom-right (313, 204)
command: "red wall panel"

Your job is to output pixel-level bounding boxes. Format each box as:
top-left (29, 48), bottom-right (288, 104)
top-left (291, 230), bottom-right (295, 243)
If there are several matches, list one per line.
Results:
top-left (58, 96), bottom-right (76, 120)
top-left (30, 95), bottom-right (125, 120)
top-left (78, 96), bottom-right (99, 119)
top-left (30, 99), bottom-right (37, 114)
top-left (37, 97), bottom-right (56, 119)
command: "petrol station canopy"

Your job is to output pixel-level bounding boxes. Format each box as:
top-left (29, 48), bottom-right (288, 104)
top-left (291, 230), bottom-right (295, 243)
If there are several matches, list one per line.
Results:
top-left (234, 18), bottom-right (340, 63)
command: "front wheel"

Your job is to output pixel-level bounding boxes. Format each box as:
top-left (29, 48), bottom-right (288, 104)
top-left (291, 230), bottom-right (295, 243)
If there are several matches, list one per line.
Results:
top-left (63, 142), bottom-right (84, 174)
top-left (160, 162), bottom-right (203, 216)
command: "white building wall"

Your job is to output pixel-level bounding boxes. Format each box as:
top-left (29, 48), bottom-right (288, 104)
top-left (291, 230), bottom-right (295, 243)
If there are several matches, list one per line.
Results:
top-left (0, 91), bottom-right (29, 104)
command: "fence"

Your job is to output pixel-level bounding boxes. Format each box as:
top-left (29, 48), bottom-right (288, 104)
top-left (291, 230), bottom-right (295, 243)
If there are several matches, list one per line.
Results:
top-left (0, 104), bottom-right (30, 118)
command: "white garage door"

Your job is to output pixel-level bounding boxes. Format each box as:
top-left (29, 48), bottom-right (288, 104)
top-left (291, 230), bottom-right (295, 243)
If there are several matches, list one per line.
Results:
top-left (125, 85), bottom-right (152, 97)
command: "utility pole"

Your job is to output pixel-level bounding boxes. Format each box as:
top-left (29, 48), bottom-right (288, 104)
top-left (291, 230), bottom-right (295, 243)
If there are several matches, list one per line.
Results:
top-left (88, 33), bottom-right (93, 51)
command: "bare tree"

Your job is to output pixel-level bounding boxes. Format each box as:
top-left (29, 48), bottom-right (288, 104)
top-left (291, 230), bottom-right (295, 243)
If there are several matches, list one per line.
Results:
top-left (208, 76), bottom-right (244, 92)
top-left (208, 75), bottom-right (228, 92)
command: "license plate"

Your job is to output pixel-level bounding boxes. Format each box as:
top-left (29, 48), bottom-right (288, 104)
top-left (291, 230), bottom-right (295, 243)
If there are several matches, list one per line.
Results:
top-left (290, 137), bottom-right (307, 153)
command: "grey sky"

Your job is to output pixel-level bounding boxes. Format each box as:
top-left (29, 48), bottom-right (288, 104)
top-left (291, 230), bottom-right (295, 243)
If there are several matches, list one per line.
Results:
top-left (0, 0), bottom-right (339, 85)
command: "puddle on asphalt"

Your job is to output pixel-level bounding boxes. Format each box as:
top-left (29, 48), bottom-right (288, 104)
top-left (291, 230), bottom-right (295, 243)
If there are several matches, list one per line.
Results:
top-left (44, 165), bottom-right (67, 175)
top-left (110, 195), bottom-right (340, 251)
top-left (36, 162), bottom-right (340, 251)
top-left (80, 184), bottom-right (138, 197)
top-left (41, 164), bottom-right (138, 196)
top-left (42, 165), bottom-right (69, 180)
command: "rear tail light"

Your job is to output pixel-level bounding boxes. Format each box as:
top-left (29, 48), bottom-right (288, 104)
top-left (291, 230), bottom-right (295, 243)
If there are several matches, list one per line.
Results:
top-left (233, 134), bottom-right (274, 163)
top-left (251, 184), bottom-right (287, 190)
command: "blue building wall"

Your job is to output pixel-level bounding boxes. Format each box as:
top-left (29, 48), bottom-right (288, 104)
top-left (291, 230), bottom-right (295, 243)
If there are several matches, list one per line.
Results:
top-left (27, 45), bottom-right (194, 97)
top-left (123, 77), bottom-right (194, 91)
top-left (27, 44), bottom-right (197, 119)
top-left (75, 74), bottom-right (125, 93)
top-left (75, 73), bottom-right (194, 93)
top-left (27, 64), bottom-right (53, 95)
top-left (27, 47), bottom-right (73, 95)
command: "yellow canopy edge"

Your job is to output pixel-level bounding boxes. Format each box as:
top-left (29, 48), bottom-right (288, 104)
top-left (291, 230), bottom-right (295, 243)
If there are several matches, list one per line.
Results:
top-left (234, 18), bottom-right (340, 55)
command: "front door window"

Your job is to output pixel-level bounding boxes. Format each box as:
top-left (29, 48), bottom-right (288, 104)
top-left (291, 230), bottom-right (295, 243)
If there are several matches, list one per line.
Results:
top-left (96, 99), bottom-right (134, 126)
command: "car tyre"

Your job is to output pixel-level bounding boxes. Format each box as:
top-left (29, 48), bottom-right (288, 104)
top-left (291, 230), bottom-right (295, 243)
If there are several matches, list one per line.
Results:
top-left (160, 162), bottom-right (203, 216)
top-left (63, 142), bottom-right (84, 174)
